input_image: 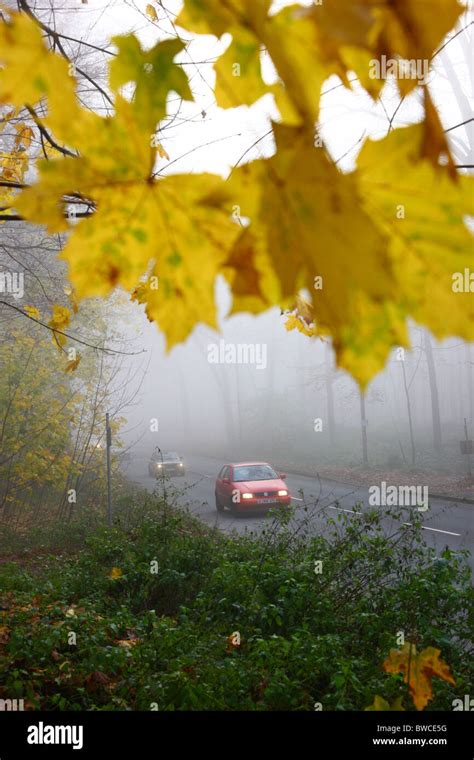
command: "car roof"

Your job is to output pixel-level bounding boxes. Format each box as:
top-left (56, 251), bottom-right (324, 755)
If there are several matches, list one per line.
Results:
top-left (228, 462), bottom-right (271, 467)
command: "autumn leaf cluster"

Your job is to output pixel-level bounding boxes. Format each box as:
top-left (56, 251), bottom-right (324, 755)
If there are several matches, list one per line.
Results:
top-left (0, 1), bottom-right (472, 384)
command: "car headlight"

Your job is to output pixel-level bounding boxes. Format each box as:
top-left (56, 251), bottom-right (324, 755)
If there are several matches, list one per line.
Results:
top-left (242, 493), bottom-right (253, 499)
top-left (278, 490), bottom-right (288, 496)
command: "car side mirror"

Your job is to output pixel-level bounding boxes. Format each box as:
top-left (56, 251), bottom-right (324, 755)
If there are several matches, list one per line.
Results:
top-left (222, 477), bottom-right (230, 484)
top-left (280, 473), bottom-right (287, 479)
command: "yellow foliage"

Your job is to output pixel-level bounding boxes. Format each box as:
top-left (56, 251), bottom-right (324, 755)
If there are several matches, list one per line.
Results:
top-left (277, 122), bottom-right (473, 384)
top-left (145, 4), bottom-right (158, 22)
top-left (0, 10), bottom-right (78, 136)
top-left (23, 305), bottom-right (41, 320)
top-left (0, 4), bottom-right (471, 384)
top-left (177, 0), bottom-right (464, 122)
top-left (48, 305), bottom-right (71, 348)
top-left (109, 35), bottom-right (192, 132)
top-left (64, 355), bottom-right (81, 373)
top-left (383, 643), bottom-right (455, 711)
top-left (365, 695), bottom-right (405, 711)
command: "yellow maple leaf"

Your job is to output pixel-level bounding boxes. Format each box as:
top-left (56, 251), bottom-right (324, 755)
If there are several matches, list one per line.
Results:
top-left (14, 123), bottom-right (34, 150)
top-left (302, 0), bottom-right (463, 99)
top-left (64, 285), bottom-right (79, 314)
top-left (108, 567), bottom-right (123, 580)
top-left (285, 295), bottom-right (319, 337)
top-left (204, 122), bottom-right (396, 385)
top-left (128, 175), bottom-right (239, 346)
top-left (48, 305), bottom-right (71, 348)
top-left (357, 124), bottom-right (474, 352)
top-left (0, 10), bottom-right (79, 138)
top-left (246, 121), bottom-right (473, 385)
top-left (177, 0), bottom-right (463, 138)
top-left (145, 4), bottom-right (158, 22)
top-left (369, 0), bottom-right (463, 95)
top-left (177, 0), bottom-right (258, 38)
top-left (24, 305), bottom-right (41, 320)
top-left (2, 24), bottom-right (238, 349)
top-left (221, 228), bottom-right (280, 315)
top-left (155, 142), bottom-right (170, 161)
top-left (285, 313), bottom-right (317, 338)
top-left (64, 355), bottom-right (81, 373)
top-left (383, 643), bottom-right (455, 711)
top-left (214, 25), bottom-right (270, 110)
top-left (109, 35), bottom-right (192, 132)
top-left (116, 638), bottom-right (139, 647)
top-left (18, 109), bottom-right (239, 346)
top-left (177, 1), bottom-right (325, 123)
top-left (365, 695), bottom-right (405, 711)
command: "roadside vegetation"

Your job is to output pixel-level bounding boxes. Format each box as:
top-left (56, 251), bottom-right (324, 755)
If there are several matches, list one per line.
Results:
top-left (1, 493), bottom-right (472, 711)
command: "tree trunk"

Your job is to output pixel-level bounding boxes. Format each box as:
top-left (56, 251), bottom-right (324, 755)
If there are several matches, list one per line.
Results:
top-left (401, 360), bottom-right (416, 466)
top-left (359, 392), bottom-right (368, 466)
top-left (325, 342), bottom-right (336, 445)
top-left (466, 343), bottom-right (473, 427)
top-left (424, 331), bottom-right (442, 452)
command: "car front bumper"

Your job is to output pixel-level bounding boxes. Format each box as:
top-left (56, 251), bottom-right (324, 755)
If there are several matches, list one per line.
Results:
top-left (234, 496), bottom-right (291, 512)
top-left (153, 464), bottom-right (185, 476)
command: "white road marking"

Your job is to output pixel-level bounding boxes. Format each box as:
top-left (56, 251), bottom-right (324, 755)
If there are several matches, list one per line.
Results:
top-left (291, 496), bottom-right (303, 501)
top-left (328, 505), bottom-right (363, 515)
top-left (403, 522), bottom-right (461, 537)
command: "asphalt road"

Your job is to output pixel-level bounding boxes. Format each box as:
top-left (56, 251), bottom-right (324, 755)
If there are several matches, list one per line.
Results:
top-left (130, 452), bottom-right (473, 573)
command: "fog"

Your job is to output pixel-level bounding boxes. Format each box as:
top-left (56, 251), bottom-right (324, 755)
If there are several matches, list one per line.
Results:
top-left (112, 281), bottom-right (473, 491)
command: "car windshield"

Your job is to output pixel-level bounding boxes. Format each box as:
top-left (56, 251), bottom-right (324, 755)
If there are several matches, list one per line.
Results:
top-left (233, 465), bottom-right (278, 482)
top-left (163, 452), bottom-right (179, 461)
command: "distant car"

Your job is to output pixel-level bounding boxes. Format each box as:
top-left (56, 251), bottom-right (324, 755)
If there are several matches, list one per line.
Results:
top-left (215, 462), bottom-right (290, 513)
top-left (149, 450), bottom-right (186, 477)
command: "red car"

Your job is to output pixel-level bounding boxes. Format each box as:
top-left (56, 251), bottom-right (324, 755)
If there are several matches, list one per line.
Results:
top-left (215, 462), bottom-right (291, 513)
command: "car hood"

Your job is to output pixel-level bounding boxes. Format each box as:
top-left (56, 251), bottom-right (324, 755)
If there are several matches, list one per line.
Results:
top-left (237, 479), bottom-right (286, 492)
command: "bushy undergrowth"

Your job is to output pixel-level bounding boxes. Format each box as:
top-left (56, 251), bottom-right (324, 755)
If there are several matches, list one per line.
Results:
top-left (0, 495), bottom-right (472, 711)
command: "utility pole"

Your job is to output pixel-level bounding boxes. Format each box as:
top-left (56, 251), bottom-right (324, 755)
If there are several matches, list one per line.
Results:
top-left (106, 412), bottom-right (112, 526)
top-left (157, 446), bottom-right (166, 501)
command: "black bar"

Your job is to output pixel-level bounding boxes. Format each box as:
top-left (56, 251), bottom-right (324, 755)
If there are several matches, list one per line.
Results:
top-left (0, 711), bottom-right (472, 758)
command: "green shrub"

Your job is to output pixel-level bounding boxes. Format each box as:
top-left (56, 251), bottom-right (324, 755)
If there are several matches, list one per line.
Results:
top-left (0, 496), bottom-right (472, 710)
